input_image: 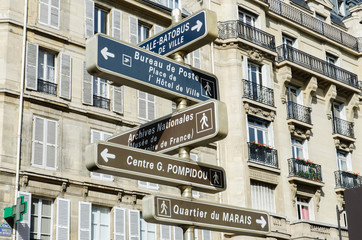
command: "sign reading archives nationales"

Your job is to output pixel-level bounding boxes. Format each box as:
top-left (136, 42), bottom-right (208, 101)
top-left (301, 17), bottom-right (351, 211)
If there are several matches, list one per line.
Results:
top-left (142, 195), bottom-right (270, 235)
top-left (86, 34), bottom-right (219, 103)
top-left (85, 141), bottom-right (226, 193)
top-left (107, 100), bottom-right (228, 154)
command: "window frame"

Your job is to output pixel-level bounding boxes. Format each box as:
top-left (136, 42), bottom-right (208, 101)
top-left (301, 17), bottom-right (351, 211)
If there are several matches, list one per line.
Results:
top-left (296, 196), bottom-right (314, 221)
top-left (137, 90), bottom-right (156, 121)
top-left (247, 116), bottom-right (271, 145)
top-left (94, 6), bottom-right (109, 35)
top-left (38, 0), bottom-right (60, 29)
top-left (140, 216), bottom-right (156, 240)
top-left (38, 49), bottom-right (56, 83)
top-left (31, 197), bottom-right (54, 240)
top-left (91, 205), bottom-right (110, 240)
top-left (90, 129), bottom-right (113, 181)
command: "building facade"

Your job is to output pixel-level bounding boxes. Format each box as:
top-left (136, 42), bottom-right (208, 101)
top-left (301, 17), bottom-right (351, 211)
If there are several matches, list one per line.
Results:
top-left (0, 0), bottom-right (361, 239)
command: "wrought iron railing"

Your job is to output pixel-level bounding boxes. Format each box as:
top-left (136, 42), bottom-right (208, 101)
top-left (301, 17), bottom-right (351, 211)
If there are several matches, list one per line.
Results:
top-left (359, 81), bottom-right (362, 95)
top-left (37, 79), bottom-right (57, 95)
top-left (288, 158), bottom-right (322, 182)
top-left (333, 117), bottom-right (354, 138)
top-left (218, 20), bottom-right (276, 52)
top-left (276, 44), bottom-right (359, 89)
top-left (243, 79), bottom-right (275, 106)
top-left (335, 170), bottom-right (362, 189)
top-left (247, 142), bottom-right (278, 168)
top-left (287, 101), bottom-right (312, 124)
top-left (264, 0), bottom-right (359, 51)
top-left (93, 95), bottom-right (110, 110)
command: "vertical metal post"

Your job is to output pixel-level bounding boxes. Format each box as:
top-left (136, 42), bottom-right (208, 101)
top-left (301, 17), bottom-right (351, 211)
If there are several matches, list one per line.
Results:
top-left (336, 205), bottom-right (342, 240)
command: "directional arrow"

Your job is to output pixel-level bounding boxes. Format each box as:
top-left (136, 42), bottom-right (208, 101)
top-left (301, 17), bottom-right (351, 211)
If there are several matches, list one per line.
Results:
top-left (191, 20), bottom-right (203, 32)
top-left (256, 216), bottom-right (267, 228)
top-left (100, 148), bottom-right (115, 162)
top-left (100, 47), bottom-right (115, 60)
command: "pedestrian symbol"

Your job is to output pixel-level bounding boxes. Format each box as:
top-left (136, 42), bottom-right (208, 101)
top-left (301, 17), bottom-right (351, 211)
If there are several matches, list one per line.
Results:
top-left (157, 198), bottom-right (171, 218)
top-left (201, 78), bottom-right (216, 99)
top-left (200, 113), bottom-right (209, 130)
top-left (210, 169), bottom-right (222, 187)
top-left (196, 109), bottom-right (213, 133)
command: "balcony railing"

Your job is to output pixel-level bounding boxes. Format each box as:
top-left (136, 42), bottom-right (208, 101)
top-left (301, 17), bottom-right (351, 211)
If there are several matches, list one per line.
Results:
top-left (37, 79), bottom-right (57, 95)
top-left (333, 117), bottom-right (354, 138)
top-left (218, 20), bottom-right (276, 52)
top-left (276, 44), bottom-right (359, 89)
top-left (247, 142), bottom-right (278, 168)
top-left (264, 0), bottom-right (359, 51)
top-left (287, 101), bottom-right (312, 124)
top-left (93, 95), bottom-right (110, 110)
top-left (335, 170), bottom-right (362, 189)
top-left (288, 158), bottom-right (322, 182)
top-left (359, 81), bottom-right (362, 95)
top-left (243, 79), bottom-right (275, 106)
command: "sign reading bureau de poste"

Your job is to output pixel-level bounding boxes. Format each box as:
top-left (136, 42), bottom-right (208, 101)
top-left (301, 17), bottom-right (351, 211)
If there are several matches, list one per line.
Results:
top-left (86, 34), bottom-right (219, 103)
top-left (85, 142), bottom-right (226, 193)
top-left (142, 195), bottom-right (270, 235)
top-left (138, 9), bottom-right (218, 56)
top-left (107, 100), bottom-right (227, 155)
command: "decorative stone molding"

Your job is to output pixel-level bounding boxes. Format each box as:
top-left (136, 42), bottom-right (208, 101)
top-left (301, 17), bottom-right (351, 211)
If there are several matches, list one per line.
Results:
top-left (291, 183), bottom-right (297, 207)
top-left (288, 124), bottom-right (311, 140)
top-left (117, 191), bottom-right (124, 202)
top-left (244, 102), bottom-right (276, 121)
top-left (304, 76), bottom-right (318, 107)
top-left (21, 175), bottom-right (29, 188)
top-left (277, 66), bottom-right (292, 103)
top-left (61, 182), bottom-right (68, 193)
top-left (334, 138), bottom-right (355, 152)
top-left (325, 84), bottom-right (337, 120)
top-left (346, 93), bottom-right (359, 121)
top-left (247, 49), bottom-right (264, 63)
top-left (132, 194), bottom-right (137, 205)
top-left (315, 189), bottom-right (321, 211)
top-left (336, 192), bottom-right (345, 211)
top-left (83, 186), bottom-right (89, 198)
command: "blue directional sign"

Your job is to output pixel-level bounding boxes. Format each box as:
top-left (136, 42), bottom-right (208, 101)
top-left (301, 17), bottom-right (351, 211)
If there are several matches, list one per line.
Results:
top-left (86, 34), bottom-right (219, 103)
top-left (139, 9), bottom-right (218, 56)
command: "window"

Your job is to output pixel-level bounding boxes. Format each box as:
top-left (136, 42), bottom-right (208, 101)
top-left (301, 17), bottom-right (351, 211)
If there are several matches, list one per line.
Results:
top-left (332, 102), bottom-right (345, 119)
top-left (141, 216), bottom-right (156, 240)
top-left (192, 49), bottom-right (201, 69)
top-left (248, 62), bottom-right (262, 85)
top-left (91, 130), bottom-right (113, 181)
top-left (156, 0), bottom-right (181, 8)
top-left (92, 206), bottom-right (110, 240)
top-left (251, 180), bottom-right (276, 212)
top-left (94, 7), bottom-right (108, 34)
top-left (31, 198), bottom-right (53, 240)
top-left (93, 77), bottom-right (110, 110)
top-left (291, 138), bottom-right (305, 159)
top-left (248, 116), bottom-right (271, 145)
top-left (173, 226), bottom-right (183, 240)
top-left (282, 34), bottom-right (296, 47)
top-left (32, 116), bottom-right (57, 170)
top-left (296, 196), bottom-right (313, 220)
top-left (160, 225), bottom-right (171, 240)
top-left (39, 0), bottom-right (60, 29)
top-left (238, 8), bottom-right (257, 26)
top-left (337, 150), bottom-right (350, 171)
top-left (138, 91), bottom-right (156, 121)
top-left (138, 22), bottom-right (151, 43)
top-left (38, 49), bottom-right (56, 95)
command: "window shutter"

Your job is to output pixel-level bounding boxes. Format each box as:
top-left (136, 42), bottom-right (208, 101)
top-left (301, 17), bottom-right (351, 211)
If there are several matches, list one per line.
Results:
top-left (113, 86), bottom-right (124, 114)
top-left (50, 0), bottom-right (60, 28)
top-left (129, 210), bottom-right (140, 240)
top-left (242, 55), bottom-right (248, 80)
top-left (32, 117), bottom-right (44, 166)
top-left (153, 25), bottom-right (163, 35)
top-left (56, 198), bottom-right (70, 240)
top-left (91, 129), bottom-right (101, 143)
top-left (147, 94), bottom-right (155, 120)
top-left (16, 192), bottom-right (32, 240)
top-left (39, 0), bottom-right (50, 25)
top-left (26, 42), bottom-right (38, 90)
top-left (261, 64), bottom-right (271, 88)
top-left (193, 49), bottom-right (201, 69)
top-left (129, 16), bottom-right (138, 44)
top-left (174, 226), bottom-right (183, 240)
top-left (112, 9), bottom-right (122, 40)
top-left (202, 230), bottom-right (211, 240)
top-left (114, 207), bottom-right (126, 240)
top-left (82, 62), bottom-right (93, 105)
top-left (161, 225), bottom-right (171, 240)
top-left (79, 201), bottom-right (92, 240)
top-left (138, 91), bottom-right (147, 119)
top-left (84, 0), bottom-right (94, 38)
top-left (45, 119), bottom-right (57, 169)
top-left (60, 53), bottom-right (72, 100)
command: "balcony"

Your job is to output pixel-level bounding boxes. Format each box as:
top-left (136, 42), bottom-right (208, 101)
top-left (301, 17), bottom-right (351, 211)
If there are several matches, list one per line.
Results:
top-left (218, 20), bottom-right (276, 52)
top-left (264, 0), bottom-right (359, 51)
top-left (37, 79), bottom-right (57, 96)
top-left (276, 44), bottom-right (359, 89)
top-left (287, 101), bottom-right (312, 124)
top-left (93, 95), bottom-right (110, 110)
top-left (288, 158), bottom-right (322, 182)
top-left (335, 170), bottom-right (362, 189)
top-left (247, 142), bottom-right (278, 168)
top-left (333, 117), bottom-right (354, 138)
top-left (243, 79), bottom-right (275, 106)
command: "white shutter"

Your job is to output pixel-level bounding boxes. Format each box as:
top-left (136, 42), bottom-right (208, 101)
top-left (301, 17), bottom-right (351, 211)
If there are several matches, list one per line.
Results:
top-left (174, 226), bottom-right (183, 240)
top-left (91, 129), bottom-right (101, 143)
top-left (39, 0), bottom-right (49, 25)
top-left (242, 55), bottom-right (248, 80)
top-left (32, 116), bottom-right (44, 167)
top-left (112, 9), bottom-right (122, 40)
top-left (26, 42), bottom-right (38, 90)
top-left (45, 119), bottom-right (57, 169)
top-left (113, 86), bottom-right (124, 114)
top-left (161, 225), bottom-right (171, 240)
top-left (129, 209), bottom-right (140, 240)
top-left (147, 94), bottom-right (155, 120)
top-left (16, 192), bottom-right (32, 240)
top-left (56, 198), bottom-right (70, 240)
top-left (84, 0), bottom-right (94, 38)
top-left (114, 207), bottom-right (126, 240)
top-left (129, 16), bottom-right (138, 44)
top-left (60, 53), bottom-right (72, 100)
top-left (50, 0), bottom-right (60, 28)
top-left (79, 201), bottom-right (91, 240)
top-left (261, 64), bottom-right (271, 87)
top-left (82, 61), bottom-right (93, 105)
top-left (202, 230), bottom-right (211, 240)
top-left (153, 25), bottom-right (163, 35)
top-left (138, 91), bottom-right (147, 119)
top-left (193, 49), bottom-right (201, 69)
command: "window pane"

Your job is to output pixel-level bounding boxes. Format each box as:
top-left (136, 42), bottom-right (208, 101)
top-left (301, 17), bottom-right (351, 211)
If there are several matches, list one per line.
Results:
top-left (257, 129), bottom-right (264, 143)
top-left (248, 127), bottom-right (255, 142)
top-left (41, 217), bottom-right (51, 234)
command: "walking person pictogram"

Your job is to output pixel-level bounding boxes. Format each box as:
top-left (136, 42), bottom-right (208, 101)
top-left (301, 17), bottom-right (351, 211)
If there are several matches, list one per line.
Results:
top-left (200, 113), bottom-right (209, 130)
top-left (204, 82), bottom-right (212, 96)
top-left (161, 200), bottom-right (168, 215)
top-left (213, 172), bottom-right (219, 185)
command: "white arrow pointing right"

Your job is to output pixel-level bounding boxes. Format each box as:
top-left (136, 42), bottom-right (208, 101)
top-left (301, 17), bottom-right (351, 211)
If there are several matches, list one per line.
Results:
top-left (100, 148), bottom-right (115, 162)
top-left (191, 20), bottom-right (203, 32)
top-left (256, 216), bottom-right (267, 228)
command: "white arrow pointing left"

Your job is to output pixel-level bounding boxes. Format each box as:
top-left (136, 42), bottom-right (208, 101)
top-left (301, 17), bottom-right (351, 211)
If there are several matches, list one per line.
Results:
top-left (101, 47), bottom-right (115, 60)
top-left (256, 216), bottom-right (267, 228)
top-left (100, 148), bottom-right (115, 162)
top-left (191, 20), bottom-right (203, 32)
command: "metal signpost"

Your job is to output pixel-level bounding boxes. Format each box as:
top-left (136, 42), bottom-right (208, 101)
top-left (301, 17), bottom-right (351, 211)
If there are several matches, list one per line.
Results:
top-left (138, 9), bottom-right (218, 56)
top-left (85, 141), bottom-right (226, 193)
top-left (107, 99), bottom-right (228, 154)
top-left (86, 34), bottom-right (219, 103)
top-left (142, 195), bottom-right (270, 235)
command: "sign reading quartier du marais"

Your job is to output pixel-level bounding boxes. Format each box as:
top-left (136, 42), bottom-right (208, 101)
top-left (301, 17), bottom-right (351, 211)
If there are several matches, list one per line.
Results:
top-left (85, 141), bottom-right (226, 193)
top-left (142, 195), bottom-right (270, 235)
top-left (86, 34), bottom-right (219, 103)
top-left (107, 100), bottom-right (228, 154)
